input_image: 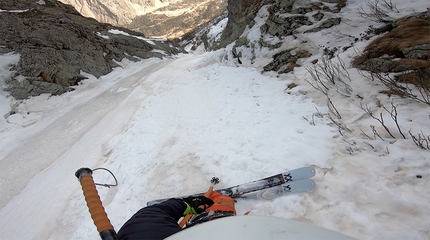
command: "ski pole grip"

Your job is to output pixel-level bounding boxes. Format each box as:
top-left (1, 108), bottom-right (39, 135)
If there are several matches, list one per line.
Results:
top-left (75, 168), bottom-right (118, 240)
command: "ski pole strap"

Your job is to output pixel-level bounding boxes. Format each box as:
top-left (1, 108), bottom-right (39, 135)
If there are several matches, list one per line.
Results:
top-left (75, 168), bottom-right (118, 240)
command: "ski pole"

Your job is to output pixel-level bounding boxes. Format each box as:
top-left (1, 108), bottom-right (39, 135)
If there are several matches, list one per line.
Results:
top-left (75, 168), bottom-right (119, 240)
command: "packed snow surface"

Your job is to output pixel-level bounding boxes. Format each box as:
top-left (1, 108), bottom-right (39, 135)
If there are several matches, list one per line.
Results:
top-left (0, 0), bottom-right (429, 239)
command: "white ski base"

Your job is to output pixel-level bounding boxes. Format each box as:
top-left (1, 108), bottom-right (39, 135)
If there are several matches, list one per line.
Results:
top-left (167, 215), bottom-right (355, 240)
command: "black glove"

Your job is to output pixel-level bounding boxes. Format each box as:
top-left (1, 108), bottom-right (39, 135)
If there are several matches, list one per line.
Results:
top-left (182, 196), bottom-right (214, 214)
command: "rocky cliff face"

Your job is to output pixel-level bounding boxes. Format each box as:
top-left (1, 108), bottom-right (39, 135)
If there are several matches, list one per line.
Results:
top-left (0, 0), bottom-right (184, 99)
top-left (217, 0), bottom-right (274, 49)
top-left (59, 0), bottom-right (227, 39)
top-left (184, 0), bottom-right (347, 51)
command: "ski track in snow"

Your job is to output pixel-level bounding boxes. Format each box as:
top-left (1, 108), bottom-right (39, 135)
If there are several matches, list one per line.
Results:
top-left (0, 59), bottom-right (171, 208)
top-left (0, 58), bottom-right (174, 238)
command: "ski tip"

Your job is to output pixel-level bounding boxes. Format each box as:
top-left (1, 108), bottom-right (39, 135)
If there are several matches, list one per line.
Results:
top-left (281, 179), bottom-right (316, 193)
top-left (309, 167), bottom-right (316, 177)
top-left (284, 166), bottom-right (316, 180)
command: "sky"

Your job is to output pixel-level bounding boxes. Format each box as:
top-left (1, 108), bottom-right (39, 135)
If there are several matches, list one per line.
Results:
top-left (0, 0), bottom-right (429, 239)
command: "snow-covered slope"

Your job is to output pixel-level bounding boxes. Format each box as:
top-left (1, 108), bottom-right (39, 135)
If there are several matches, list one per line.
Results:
top-left (0, 51), bottom-right (337, 239)
top-left (0, 0), bottom-right (429, 239)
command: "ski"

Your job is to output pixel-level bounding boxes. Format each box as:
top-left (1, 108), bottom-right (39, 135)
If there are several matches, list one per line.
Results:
top-left (280, 179), bottom-right (316, 193)
top-left (147, 166), bottom-right (316, 206)
top-left (254, 179), bottom-right (316, 200)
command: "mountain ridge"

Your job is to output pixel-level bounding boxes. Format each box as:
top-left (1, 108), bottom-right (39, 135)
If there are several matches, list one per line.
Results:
top-left (59, 0), bottom-right (227, 39)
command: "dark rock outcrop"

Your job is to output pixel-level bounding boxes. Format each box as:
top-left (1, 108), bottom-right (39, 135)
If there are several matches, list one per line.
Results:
top-left (304, 17), bottom-right (341, 33)
top-left (0, 0), bottom-right (184, 99)
top-left (261, 15), bottom-right (313, 36)
top-left (403, 44), bottom-right (430, 59)
top-left (216, 0), bottom-right (275, 49)
top-left (263, 49), bottom-right (312, 74)
top-left (353, 15), bottom-right (430, 74)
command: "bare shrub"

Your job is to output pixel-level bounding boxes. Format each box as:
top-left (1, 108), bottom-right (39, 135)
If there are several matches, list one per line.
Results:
top-left (396, 69), bottom-right (430, 105)
top-left (380, 0), bottom-right (399, 13)
top-left (327, 97), bottom-right (342, 119)
top-left (306, 55), bottom-right (352, 97)
top-left (409, 130), bottom-right (430, 150)
top-left (357, 0), bottom-right (395, 23)
top-left (382, 102), bottom-right (406, 139)
top-left (305, 54), bottom-right (354, 137)
top-left (305, 55), bottom-right (353, 122)
top-left (359, 101), bottom-right (406, 139)
top-left (302, 108), bottom-right (324, 126)
top-left (361, 70), bottom-right (430, 106)
top-left (328, 114), bottom-right (352, 136)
